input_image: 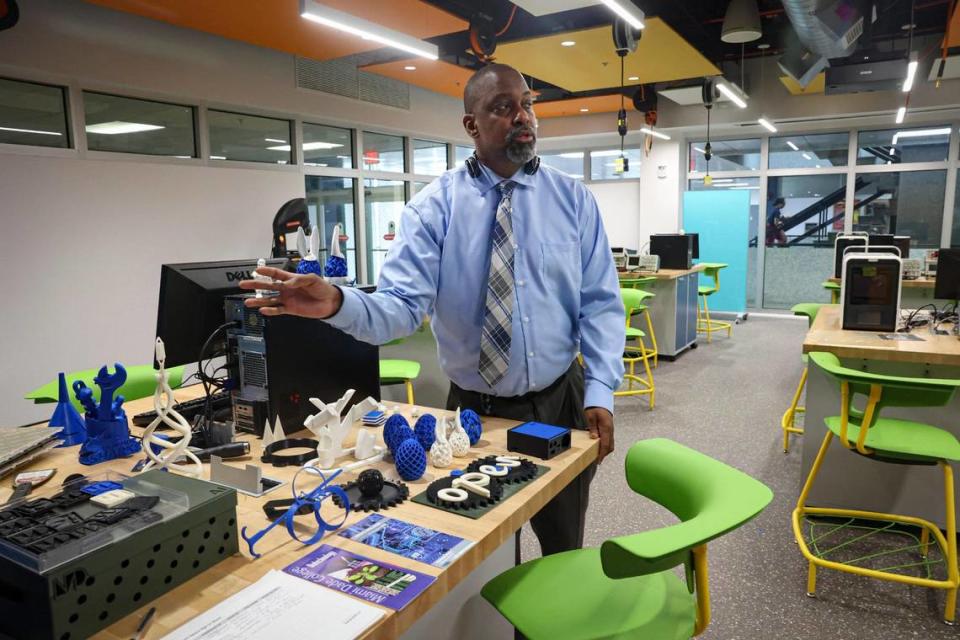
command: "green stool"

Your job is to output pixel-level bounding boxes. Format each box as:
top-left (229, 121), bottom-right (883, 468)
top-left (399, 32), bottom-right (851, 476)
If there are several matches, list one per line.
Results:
top-left (617, 288), bottom-right (655, 408)
top-left (482, 438), bottom-right (773, 639)
top-left (25, 365), bottom-right (186, 414)
top-left (696, 263), bottom-right (732, 343)
top-left (822, 280), bottom-right (840, 304)
top-left (620, 276), bottom-right (656, 289)
top-left (628, 288), bottom-right (659, 368)
top-left (379, 336), bottom-right (422, 405)
top-left (795, 352), bottom-right (960, 623)
top-left (781, 303), bottom-right (824, 452)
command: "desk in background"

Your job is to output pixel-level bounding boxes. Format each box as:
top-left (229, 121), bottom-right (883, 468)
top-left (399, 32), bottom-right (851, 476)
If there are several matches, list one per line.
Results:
top-left (620, 265), bottom-right (703, 359)
top-left (827, 275), bottom-right (941, 308)
top-left (800, 305), bottom-right (960, 527)
top-left (5, 387), bottom-right (597, 640)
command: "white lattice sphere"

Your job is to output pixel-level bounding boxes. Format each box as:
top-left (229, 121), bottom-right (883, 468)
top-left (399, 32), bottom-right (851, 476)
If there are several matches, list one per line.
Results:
top-left (430, 441), bottom-right (453, 468)
top-left (449, 425), bottom-right (470, 457)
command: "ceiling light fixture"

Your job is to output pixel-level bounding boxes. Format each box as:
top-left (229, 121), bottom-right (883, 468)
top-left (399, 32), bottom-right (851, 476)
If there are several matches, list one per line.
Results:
top-left (895, 107), bottom-right (906, 124)
top-left (902, 53), bottom-right (918, 92)
top-left (627, 75), bottom-right (639, 81)
top-left (268, 142), bottom-right (344, 151)
top-left (265, 138), bottom-right (287, 143)
top-left (599, 0), bottom-right (645, 30)
top-left (891, 127), bottom-right (951, 145)
top-left (757, 117), bottom-right (777, 132)
top-left (786, 140), bottom-right (799, 151)
top-left (404, 65), bottom-right (417, 71)
top-left (802, 153), bottom-right (812, 160)
top-left (592, 149), bottom-right (623, 157)
top-left (716, 82), bottom-right (748, 108)
top-left (0, 125), bottom-right (62, 136)
top-left (721, 0), bottom-right (762, 44)
top-left (580, 108), bottom-right (590, 112)
top-left (299, 0), bottom-right (439, 60)
top-left (210, 155), bottom-right (227, 160)
top-left (694, 147), bottom-right (706, 153)
top-left (640, 127), bottom-right (670, 140)
top-left (561, 40), bottom-right (576, 47)
top-left (559, 152), bottom-right (585, 158)
top-left (85, 121), bottom-right (164, 135)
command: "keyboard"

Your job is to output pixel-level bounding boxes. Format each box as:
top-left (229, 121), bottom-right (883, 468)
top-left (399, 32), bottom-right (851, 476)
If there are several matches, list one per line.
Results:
top-left (0, 426), bottom-right (59, 479)
top-left (132, 390), bottom-right (232, 427)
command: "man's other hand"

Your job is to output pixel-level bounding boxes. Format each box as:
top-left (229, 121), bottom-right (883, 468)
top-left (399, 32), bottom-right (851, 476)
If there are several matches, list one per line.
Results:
top-left (585, 407), bottom-right (614, 464)
top-left (238, 267), bottom-right (343, 319)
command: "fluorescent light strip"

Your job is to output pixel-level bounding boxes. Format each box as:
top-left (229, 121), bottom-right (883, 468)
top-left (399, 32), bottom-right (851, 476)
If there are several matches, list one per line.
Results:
top-left (85, 121), bottom-right (164, 135)
top-left (902, 60), bottom-right (918, 92)
top-left (757, 118), bottom-right (777, 133)
top-left (640, 127), bottom-right (670, 140)
top-left (265, 138), bottom-right (287, 143)
top-left (694, 147), bottom-right (706, 154)
top-left (558, 152), bottom-right (584, 158)
top-left (300, 0), bottom-right (438, 60)
top-left (716, 82), bottom-right (747, 108)
top-left (786, 140), bottom-right (799, 151)
top-left (0, 125), bottom-right (62, 136)
top-left (895, 107), bottom-right (906, 124)
top-left (210, 155), bottom-right (227, 160)
top-left (599, 0), bottom-right (645, 29)
top-left (591, 149), bottom-right (623, 157)
top-left (268, 142), bottom-right (344, 151)
top-left (891, 127), bottom-right (950, 145)
top-left (802, 153), bottom-right (812, 160)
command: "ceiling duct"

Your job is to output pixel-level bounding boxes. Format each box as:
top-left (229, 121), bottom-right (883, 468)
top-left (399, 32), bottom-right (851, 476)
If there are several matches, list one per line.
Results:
top-left (779, 0), bottom-right (865, 87)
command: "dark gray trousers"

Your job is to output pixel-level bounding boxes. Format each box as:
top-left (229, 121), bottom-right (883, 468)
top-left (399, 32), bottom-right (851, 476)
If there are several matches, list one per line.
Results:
top-left (446, 362), bottom-right (598, 557)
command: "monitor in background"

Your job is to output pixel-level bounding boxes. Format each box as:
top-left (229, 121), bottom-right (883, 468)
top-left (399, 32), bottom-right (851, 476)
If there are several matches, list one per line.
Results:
top-left (893, 236), bottom-right (911, 260)
top-left (610, 247), bottom-right (625, 255)
top-left (934, 248), bottom-right (960, 300)
top-left (688, 233), bottom-right (700, 260)
top-left (156, 258), bottom-right (287, 368)
top-left (626, 255), bottom-right (642, 271)
top-left (869, 234), bottom-right (895, 247)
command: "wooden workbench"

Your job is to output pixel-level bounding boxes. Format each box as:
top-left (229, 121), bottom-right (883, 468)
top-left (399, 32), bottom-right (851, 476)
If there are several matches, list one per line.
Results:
top-left (797, 305), bottom-right (960, 527)
top-left (619, 265), bottom-right (703, 359)
top-left (619, 264), bottom-right (705, 281)
top-left (7, 388), bottom-right (597, 639)
top-left (827, 275), bottom-right (936, 288)
top-left (803, 304), bottom-right (960, 366)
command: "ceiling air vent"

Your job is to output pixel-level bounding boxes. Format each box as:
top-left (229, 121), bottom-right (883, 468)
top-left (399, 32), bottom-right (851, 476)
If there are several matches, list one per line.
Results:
top-left (296, 57), bottom-right (410, 110)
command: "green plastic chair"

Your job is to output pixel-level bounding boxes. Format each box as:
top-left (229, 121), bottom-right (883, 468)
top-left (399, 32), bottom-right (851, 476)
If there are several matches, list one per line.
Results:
top-left (696, 263), bottom-right (731, 342)
top-left (782, 303), bottom-right (826, 452)
top-left (618, 288), bottom-right (655, 407)
top-left (379, 359), bottom-right (421, 405)
top-left (620, 276), bottom-right (656, 289)
top-left (795, 352), bottom-right (960, 623)
top-left (482, 438), bottom-right (773, 639)
top-left (25, 365), bottom-right (185, 413)
top-left (822, 280), bottom-right (840, 304)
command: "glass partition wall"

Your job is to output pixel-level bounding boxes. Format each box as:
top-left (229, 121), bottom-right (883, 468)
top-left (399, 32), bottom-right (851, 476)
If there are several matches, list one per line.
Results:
top-left (687, 125), bottom-right (959, 310)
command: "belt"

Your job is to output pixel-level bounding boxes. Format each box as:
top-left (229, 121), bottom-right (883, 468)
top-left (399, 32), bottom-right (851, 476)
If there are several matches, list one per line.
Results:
top-left (456, 361), bottom-right (578, 415)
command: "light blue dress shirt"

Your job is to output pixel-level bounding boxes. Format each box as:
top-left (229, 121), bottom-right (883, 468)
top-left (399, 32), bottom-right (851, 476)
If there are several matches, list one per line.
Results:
top-left (325, 160), bottom-right (625, 414)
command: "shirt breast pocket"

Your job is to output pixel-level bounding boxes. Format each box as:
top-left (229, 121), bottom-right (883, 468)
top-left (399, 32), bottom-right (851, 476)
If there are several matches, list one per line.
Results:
top-left (540, 242), bottom-right (581, 294)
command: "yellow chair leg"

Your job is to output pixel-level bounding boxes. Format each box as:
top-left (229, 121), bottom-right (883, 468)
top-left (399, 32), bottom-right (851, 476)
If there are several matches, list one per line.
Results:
top-left (920, 527), bottom-right (930, 558)
top-left (643, 310), bottom-right (659, 368)
top-left (703, 296), bottom-right (712, 344)
top-left (943, 462), bottom-right (959, 624)
top-left (640, 343), bottom-right (655, 410)
top-left (806, 562), bottom-right (818, 597)
top-left (781, 367), bottom-right (808, 453)
top-left (404, 380), bottom-right (415, 406)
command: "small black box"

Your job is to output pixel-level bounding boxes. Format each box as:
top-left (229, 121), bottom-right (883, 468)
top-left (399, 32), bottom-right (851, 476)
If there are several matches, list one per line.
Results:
top-left (650, 234), bottom-right (695, 270)
top-left (507, 422), bottom-right (571, 460)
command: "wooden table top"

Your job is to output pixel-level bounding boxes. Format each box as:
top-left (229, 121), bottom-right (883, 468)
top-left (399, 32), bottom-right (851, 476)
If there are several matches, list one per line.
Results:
top-left (8, 387), bottom-right (597, 639)
top-left (827, 276), bottom-right (937, 289)
top-left (802, 305), bottom-right (960, 366)
top-left (619, 264), bottom-right (704, 281)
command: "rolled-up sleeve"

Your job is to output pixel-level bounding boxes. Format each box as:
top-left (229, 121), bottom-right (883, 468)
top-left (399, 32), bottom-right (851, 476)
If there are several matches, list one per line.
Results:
top-left (575, 187), bottom-right (625, 414)
top-left (324, 203), bottom-right (440, 345)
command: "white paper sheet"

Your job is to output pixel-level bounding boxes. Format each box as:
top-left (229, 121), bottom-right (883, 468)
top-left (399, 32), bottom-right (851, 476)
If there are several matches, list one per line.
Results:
top-left (161, 569), bottom-right (385, 640)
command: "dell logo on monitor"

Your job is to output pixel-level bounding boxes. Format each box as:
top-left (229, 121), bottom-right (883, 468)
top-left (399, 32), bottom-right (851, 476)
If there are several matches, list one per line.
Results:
top-left (226, 270), bottom-right (254, 282)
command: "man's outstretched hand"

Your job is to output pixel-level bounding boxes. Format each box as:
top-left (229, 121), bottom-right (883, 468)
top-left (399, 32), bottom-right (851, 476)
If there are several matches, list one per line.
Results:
top-left (238, 267), bottom-right (343, 319)
top-left (585, 407), bottom-right (614, 464)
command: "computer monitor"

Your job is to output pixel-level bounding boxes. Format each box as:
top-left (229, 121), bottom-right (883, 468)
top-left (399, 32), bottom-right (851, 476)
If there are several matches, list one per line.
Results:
top-left (869, 234), bottom-right (895, 247)
top-left (156, 258), bottom-right (288, 368)
top-left (834, 235), bottom-right (867, 279)
top-left (893, 236), bottom-right (911, 260)
top-left (688, 233), bottom-right (700, 260)
top-left (626, 255), bottom-right (642, 271)
top-left (934, 248), bottom-right (960, 301)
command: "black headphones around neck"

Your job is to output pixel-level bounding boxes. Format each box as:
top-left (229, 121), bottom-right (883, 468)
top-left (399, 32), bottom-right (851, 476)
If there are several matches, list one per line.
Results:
top-left (465, 152), bottom-right (540, 179)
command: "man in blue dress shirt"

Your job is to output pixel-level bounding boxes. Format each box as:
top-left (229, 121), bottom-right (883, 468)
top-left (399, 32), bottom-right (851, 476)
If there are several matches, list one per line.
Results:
top-left (243, 64), bottom-right (624, 555)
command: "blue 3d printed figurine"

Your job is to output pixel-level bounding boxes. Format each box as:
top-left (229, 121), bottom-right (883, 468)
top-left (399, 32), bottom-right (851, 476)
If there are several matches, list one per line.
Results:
top-left (48, 372), bottom-right (86, 447)
top-left (295, 226), bottom-right (322, 276)
top-left (324, 223), bottom-right (349, 286)
top-left (75, 363), bottom-right (141, 465)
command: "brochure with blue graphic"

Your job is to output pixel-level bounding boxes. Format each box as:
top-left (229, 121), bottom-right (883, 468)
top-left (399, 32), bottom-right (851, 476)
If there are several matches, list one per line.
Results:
top-left (338, 513), bottom-right (474, 568)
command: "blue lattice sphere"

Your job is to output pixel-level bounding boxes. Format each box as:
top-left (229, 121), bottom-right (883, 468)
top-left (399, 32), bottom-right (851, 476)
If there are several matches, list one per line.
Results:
top-left (394, 438), bottom-right (426, 481)
top-left (414, 414), bottom-right (437, 451)
top-left (324, 255), bottom-right (348, 277)
top-left (383, 414), bottom-right (413, 454)
top-left (296, 258), bottom-right (322, 276)
top-left (461, 409), bottom-right (483, 446)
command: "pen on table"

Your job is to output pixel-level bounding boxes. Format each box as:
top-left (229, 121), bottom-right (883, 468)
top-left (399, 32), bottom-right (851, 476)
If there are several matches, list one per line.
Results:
top-left (132, 606), bottom-right (156, 640)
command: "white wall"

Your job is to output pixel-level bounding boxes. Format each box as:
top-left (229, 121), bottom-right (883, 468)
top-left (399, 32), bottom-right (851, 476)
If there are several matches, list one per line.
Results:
top-left (0, 0), bottom-right (469, 426)
top-left (587, 181), bottom-right (641, 249)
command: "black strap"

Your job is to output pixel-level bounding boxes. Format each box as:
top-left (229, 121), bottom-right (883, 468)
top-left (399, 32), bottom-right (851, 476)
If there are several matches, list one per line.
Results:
top-left (260, 438), bottom-right (319, 467)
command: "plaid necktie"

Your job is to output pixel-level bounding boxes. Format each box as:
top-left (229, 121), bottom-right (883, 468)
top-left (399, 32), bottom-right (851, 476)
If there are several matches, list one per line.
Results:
top-left (479, 180), bottom-right (517, 387)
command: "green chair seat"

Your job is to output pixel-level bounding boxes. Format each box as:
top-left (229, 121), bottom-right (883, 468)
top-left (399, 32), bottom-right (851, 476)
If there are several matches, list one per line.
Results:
top-left (822, 281), bottom-right (840, 290)
top-left (625, 327), bottom-right (646, 340)
top-left (791, 303), bottom-right (823, 327)
top-left (825, 416), bottom-right (960, 463)
top-left (482, 547), bottom-right (696, 640)
top-left (698, 285), bottom-right (718, 296)
top-left (379, 359), bottom-right (421, 382)
top-left (25, 365), bottom-right (185, 413)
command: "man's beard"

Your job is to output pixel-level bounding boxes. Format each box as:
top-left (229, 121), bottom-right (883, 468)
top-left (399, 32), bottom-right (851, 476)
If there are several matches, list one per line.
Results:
top-left (505, 126), bottom-right (536, 165)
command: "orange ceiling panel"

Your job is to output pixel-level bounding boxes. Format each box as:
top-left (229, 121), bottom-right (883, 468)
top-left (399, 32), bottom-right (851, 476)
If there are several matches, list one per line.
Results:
top-left (83, 0), bottom-right (467, 61)
top-left (361, 58), bottom-right (475, 100)
top-left (948, 2), bottom-right (960, 49)
top-left (535, 94), bottom-right (626, 119)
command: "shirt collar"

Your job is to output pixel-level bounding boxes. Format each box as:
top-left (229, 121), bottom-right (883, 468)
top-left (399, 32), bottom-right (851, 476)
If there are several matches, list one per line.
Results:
top-left (474, 159), bottom-right (537, 194)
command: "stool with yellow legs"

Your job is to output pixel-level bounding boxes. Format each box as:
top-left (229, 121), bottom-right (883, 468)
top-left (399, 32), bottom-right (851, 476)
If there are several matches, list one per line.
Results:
top-left (616, 288), bottom-right (655, 408)
top-left (696, 263), bottom-right (732, 343)
top-left (620, 278), bottom-right (660, 368)
top-left (795, 352), bottom-right (960, 624)
top-left (379, 338), bottom-right (421, 405)
top-left (822, 280), bottom-right (841, 304)
top-left (781, 303), bottom-right (824, 453)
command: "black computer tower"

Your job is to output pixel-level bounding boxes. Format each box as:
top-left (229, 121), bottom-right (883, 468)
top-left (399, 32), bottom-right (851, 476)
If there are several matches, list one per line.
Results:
top-left (650, 234), bottom-right (695, 270)
top-left (224, 293), bottom-right (379, 436)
